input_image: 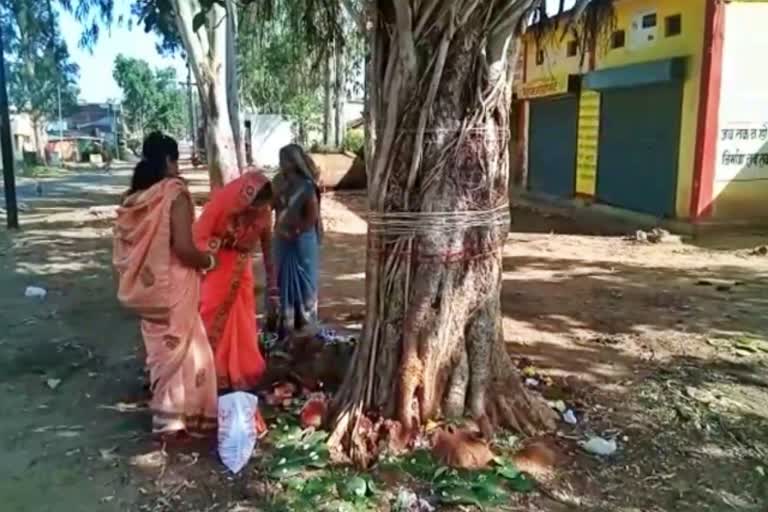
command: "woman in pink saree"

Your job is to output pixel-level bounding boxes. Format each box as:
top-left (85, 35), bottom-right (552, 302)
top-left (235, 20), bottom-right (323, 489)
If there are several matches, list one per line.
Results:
top-left (113, 132), bottom-right (218, 438)
top-left (194, 169), bottom-right (276, 391)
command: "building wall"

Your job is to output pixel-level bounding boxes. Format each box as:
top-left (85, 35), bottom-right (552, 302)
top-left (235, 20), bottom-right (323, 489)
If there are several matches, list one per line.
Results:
top-left (523, 25), bottom-right (592, 85)
top-left (593, 0), bottom-right (707, 219)
top-left (516, 0), bottom-right (709, 220)
top-left (710, 1), bottom-right (768, 220)
top-left (242, 113), bottom-right (294, 168)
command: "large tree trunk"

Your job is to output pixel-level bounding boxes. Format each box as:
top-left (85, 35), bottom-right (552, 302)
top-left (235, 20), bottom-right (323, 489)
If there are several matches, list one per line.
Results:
top-left (31, 117), bottom-right (45, 164)
top-left (323, 51), bottom-right (333, 146)
top-left (334, 35), bottom-right (345, 148)
top-left (328, 0), bottom-right (555, 468)
top-left (224, 0), bottom-right (245, 170)
top-left (171, 0), bottom-right (241, 186)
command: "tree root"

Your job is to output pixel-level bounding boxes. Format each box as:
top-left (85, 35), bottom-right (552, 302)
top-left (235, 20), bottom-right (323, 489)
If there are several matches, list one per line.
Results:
top-left (327, 299), bottom-right (557, 467)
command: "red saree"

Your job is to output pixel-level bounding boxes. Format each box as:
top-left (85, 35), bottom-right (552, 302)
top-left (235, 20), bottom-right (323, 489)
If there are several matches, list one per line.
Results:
top-left (194, 171), bottom-right (273, 390)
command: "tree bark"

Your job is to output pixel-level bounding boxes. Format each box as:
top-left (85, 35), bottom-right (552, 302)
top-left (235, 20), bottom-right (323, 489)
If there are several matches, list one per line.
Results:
top-left (171, 0), bottom-right (240, 186)
top-left (31, 117), bottom-right (44, 164)
top-left (225, 0), bottom-right (245, 170)
top-left (323, 51), bottom-right (333, 147)
top-left (334, 35), bottom-right (345, 148)
top-left (328, 0), bottom-right (555, 468)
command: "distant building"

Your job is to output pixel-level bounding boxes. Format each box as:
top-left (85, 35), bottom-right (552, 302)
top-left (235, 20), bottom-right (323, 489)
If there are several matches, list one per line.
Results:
top-left (0, 111), bottom-right (46, 164)
top-left (513, 0), bottom-right (768, 226)
top-left (64, 102), bottom-right (121, 147)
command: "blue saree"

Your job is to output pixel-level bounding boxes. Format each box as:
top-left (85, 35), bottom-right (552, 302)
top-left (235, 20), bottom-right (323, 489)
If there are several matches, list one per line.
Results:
top-left (273, 177), bottom-right (321, 335)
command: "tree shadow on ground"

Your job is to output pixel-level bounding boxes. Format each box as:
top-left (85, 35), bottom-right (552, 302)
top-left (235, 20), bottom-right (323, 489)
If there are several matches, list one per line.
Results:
top-left (0, 184), bottom-right (765, 511)
top-left (558, 353), bottom-right (768, 512)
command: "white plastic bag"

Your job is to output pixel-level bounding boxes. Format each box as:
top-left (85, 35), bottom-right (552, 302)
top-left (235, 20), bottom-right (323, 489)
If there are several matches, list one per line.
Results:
top-left (218, 391), bottom-right (260, 474)
top-left (579, 436), bottom-right (617, 456)
top-left (25, 286), bottom-right (47, 299)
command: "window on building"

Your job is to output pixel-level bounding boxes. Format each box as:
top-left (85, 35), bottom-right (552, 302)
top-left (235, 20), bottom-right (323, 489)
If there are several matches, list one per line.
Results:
top-left (611, 30), bottom-right (626, 49)
top-left (566, 40), bottom-right (578, 57)
top-left (536, 49), bottom-right (544, 65)
top-left (665, 14), bottom-right (682, 37)
top-left (642, 13), bottom-right (657, 28)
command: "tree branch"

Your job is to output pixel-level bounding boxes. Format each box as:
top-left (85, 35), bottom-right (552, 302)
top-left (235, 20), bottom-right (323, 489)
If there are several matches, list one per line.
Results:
top-left (392, 0), bottom-right (417, 77)
top-left (170, 0), bottom-right (210, 88)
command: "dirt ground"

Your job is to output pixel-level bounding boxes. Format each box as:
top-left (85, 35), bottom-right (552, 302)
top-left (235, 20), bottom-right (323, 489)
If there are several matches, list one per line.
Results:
top-left (1, 165), bottom-right (767, 511)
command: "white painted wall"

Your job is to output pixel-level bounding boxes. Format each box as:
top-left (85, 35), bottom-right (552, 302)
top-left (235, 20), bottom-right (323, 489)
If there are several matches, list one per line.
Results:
top-left (713, 2), bottom-right (768, 190)
top-left (243, 113), bottom-right (295, 169)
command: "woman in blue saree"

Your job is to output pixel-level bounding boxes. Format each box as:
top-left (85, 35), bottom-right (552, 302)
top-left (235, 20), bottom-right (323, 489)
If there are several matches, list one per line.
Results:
top-left (272, 144), bottom-right (322, 337)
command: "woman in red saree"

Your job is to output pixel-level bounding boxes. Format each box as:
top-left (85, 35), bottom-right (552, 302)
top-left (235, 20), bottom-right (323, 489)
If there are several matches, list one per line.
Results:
top-left (194, 170), bottom-right (276, 391)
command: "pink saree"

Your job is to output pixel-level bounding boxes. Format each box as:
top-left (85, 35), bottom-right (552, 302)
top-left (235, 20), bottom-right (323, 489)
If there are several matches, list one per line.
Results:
top-left (113, 178), bottom-right (218, 435)
top-left (194, 170), bottom-right (273, 391)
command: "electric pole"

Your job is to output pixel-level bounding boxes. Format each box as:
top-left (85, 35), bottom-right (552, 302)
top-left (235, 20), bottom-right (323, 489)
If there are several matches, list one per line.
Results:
top-left (0, 24), bottom-right (18, 229)
top-left (186, 63), bottom-right (196, 162)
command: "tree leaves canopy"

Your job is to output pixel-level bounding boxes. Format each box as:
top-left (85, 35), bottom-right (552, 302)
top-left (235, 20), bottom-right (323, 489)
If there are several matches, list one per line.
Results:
top-left (113, 54), bottom-right (185, 138)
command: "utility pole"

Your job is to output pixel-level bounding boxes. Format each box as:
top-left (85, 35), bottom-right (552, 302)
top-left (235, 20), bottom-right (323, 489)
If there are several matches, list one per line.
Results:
top-left (57, 85), bottom-right (63, 143)
top-left (0, 25), bottom-right (18, 229)
top-left (186, 63), bottom-right (196, 162)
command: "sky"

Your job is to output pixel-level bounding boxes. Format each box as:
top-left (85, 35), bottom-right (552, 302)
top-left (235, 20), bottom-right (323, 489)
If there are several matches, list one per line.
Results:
top-left (60, 0), bottom-right (574, 104)
top-left (58, 3), bottom-right (187, 104)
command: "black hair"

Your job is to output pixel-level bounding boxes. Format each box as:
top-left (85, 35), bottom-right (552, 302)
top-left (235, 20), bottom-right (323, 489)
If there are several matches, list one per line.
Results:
top-left (253, 181), bottom-right (273, 203)
top-left (128, 131), bottom-right (179, 194)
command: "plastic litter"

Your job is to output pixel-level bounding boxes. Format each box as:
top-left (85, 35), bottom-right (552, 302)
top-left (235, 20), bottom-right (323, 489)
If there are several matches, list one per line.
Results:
top-left (562, 409), bottom-right (578, 425)
top-left (217, 392), bottom-right (260, 474)
top-left (524, 378), bottom-right (540, 388)
top-left (25, 286), bottom-right (47, 299)
top-left (578, 436), bottom-right (617, 456)
top-left (393, 488), bottom-right (435, 512)
top-left (316, 327), bottom-right (356, 345)
top-left (551, 400), bottom-right (567, 413)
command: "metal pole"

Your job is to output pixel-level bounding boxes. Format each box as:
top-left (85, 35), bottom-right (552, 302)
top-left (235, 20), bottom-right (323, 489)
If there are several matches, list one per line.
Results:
top-left (0, 26), bottom-right (18, 229)
top-left (57, 85), bottom-right (63, 142)
top-left (186, 63), bottom-right (196, 161)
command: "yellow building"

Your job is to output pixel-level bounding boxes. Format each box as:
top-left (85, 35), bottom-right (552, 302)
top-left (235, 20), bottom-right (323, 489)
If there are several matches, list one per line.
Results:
top-left (513, 0), bottom-right (768, 225)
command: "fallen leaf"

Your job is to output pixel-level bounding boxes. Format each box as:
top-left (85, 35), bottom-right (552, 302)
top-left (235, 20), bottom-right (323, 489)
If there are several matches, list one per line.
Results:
top-left (46, 378), bottom-right (62, 390)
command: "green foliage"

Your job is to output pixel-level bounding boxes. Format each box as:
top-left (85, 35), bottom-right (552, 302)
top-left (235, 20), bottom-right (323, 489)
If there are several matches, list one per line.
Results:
top-left (113, 54), bottom-right (185, 138)
top-left (237, 3), bottom-right (325, 143)
top-left (1, 0), bottom-right (79, 123)
top-left (342, 128), bottom-right (364, 154)
top-left (237, 0), bottom-right (364, 144)
top-left (383, 450), bottom-right (535, 508)
top-left (130, 0), bottom-right (182, 56)
top-left (258, 417), bottom-right (377, 511)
